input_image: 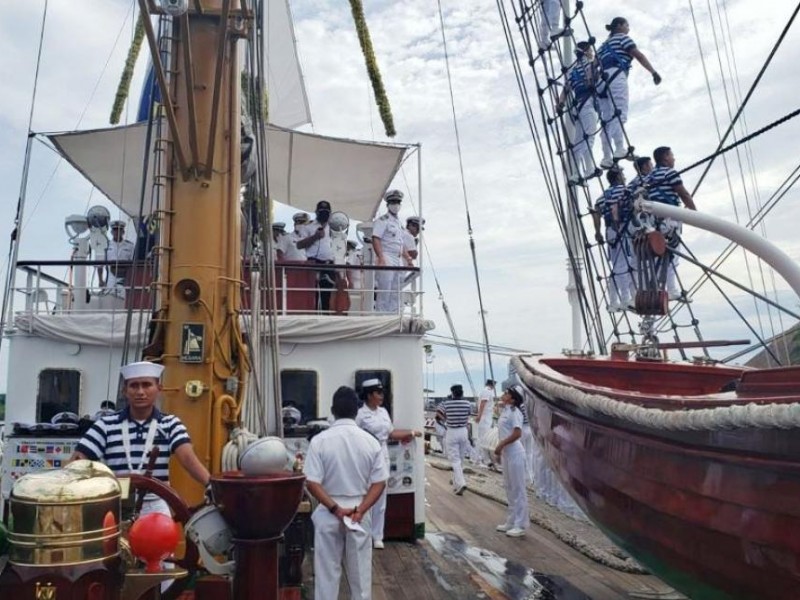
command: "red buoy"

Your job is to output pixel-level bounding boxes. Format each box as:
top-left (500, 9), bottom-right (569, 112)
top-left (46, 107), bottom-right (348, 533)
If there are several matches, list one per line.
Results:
top-left (128, 512), bottom-right (180, 573)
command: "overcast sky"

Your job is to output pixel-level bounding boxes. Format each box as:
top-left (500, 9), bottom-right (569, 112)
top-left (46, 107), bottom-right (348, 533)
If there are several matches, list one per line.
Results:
top-left (1, 1), bottom-right (800, 396)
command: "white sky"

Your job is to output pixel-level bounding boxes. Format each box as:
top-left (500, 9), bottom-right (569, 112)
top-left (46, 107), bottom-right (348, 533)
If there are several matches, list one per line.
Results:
top-left (1, 1), bottom-right (800, 396)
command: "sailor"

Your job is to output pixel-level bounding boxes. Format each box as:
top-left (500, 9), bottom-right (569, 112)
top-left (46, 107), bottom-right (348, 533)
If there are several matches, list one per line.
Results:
top-left (345, 240), bottom-right (363, 298)
top-left (593, 168), bottom-right (636, 311)
top-left (355, 378), bottom-right (421, 549)
top-left (475, 379), bottom-right (496, 468)
top-left (271, 222), bottom-right (290, 261)
top-left (372, 190), bottom-right (409, 313)
top-left (556, 41), bottom-right (599, 183)
top-left (402, 216), bottom-right (423, 264)
top-left (493, 386), bottom-right (530, 538)
top-left (283, 212), bottom-right (309, 261)
top-left (100, 220), bottom-right (135, 290)
top-left (597, 17), bottom-right (661, 168)
top-left (441, 384), bottom-right (472, 495)
top-left (298, 200), bottom-right (336, 311)
top-left (537, 0), bottom-right (563, 50)
top-left (646, 146), bottom-right (697, 300)
top-left (304, 386), bottom-right (388, 600)
top-left (70, 361), bottom-right (211, 516)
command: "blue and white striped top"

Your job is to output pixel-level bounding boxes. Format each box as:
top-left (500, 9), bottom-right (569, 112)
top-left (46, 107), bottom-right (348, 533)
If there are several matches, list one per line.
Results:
top-left (646, 166), bottom-right (682, 207)
top-left (75, 407), bottom-right (191, 482)
top-left (442, 398), bottom-right (472, 428)
top-left (598, 33), bottom-right (636, 73)
top-left (567, 56), bottom-right (596, 105)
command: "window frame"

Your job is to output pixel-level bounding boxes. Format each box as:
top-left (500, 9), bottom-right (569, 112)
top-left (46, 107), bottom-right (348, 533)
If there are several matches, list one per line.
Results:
top-left (279, 369), bottom-right (319, 425)
top-left (36, 368), bottom-right (82, 423)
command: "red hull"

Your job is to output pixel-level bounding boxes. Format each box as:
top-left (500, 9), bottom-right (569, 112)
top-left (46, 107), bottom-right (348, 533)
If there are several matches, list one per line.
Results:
top-left (513, 355), bottom-right (800, 600)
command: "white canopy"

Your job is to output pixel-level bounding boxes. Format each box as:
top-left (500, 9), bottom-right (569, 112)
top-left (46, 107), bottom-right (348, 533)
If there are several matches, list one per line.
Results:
top-left (46, 123), bottom-right (410, 222)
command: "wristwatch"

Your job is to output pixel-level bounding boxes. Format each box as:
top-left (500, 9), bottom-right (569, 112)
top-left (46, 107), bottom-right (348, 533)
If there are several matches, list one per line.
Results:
top-left (328, 503), bottom-right (339, 514)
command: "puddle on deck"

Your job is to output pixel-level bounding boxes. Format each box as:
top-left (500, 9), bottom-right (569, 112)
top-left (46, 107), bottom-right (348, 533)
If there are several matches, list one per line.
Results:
top-left (425, 531), bottom-right (592, 600)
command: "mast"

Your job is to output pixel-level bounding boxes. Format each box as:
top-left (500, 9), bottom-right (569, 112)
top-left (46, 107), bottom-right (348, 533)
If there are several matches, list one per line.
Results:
top-left (138, 0), bottom-right (250, 504)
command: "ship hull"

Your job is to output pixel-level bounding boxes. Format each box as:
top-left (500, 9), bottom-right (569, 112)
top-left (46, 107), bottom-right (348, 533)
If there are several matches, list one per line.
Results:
top-left (513, 355), bottom-right (800, 600)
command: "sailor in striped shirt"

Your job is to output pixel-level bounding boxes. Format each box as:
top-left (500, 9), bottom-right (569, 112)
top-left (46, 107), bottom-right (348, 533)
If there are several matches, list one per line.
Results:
top-left (71, 361), bottom-right (210, 515)
top-left (597, 17), bottom-right (661, 168)
top-left (442, 384), bottom-right (472, 496)
top-left (645, 147), bottom-right (697, 300)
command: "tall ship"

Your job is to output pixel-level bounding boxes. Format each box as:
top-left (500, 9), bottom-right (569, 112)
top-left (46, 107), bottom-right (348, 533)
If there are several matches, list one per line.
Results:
top-left (0, 1), bottom-right (429, 598)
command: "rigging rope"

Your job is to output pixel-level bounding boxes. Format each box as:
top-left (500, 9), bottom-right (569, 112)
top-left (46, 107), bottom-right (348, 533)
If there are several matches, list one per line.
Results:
top-left (435, 0), bottom-right (496, 387)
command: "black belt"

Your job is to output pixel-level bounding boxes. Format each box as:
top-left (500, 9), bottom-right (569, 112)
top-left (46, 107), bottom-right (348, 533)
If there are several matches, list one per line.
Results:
top-left (307, 258), bottom-right (333, 264)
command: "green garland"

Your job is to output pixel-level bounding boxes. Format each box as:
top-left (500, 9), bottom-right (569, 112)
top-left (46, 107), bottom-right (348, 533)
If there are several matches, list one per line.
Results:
top-left (110, 12), bottom-right (146, 125)
top-left (348, 0), bottom-right (396, 137)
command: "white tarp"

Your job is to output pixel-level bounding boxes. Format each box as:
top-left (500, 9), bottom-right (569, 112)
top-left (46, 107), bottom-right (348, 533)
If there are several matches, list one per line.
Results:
top-left (46, 124), bottom-right (409, 222)
top-left (13, 313), bottom-right (433, 346)
top-left (265, 0), bottom-right (311, 129)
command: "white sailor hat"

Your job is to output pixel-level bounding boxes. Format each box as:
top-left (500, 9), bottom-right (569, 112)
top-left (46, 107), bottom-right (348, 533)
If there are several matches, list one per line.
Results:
top-left (120, 361), bottom-right (164, 380)
top-left (272, 222), bottom-right (286, 230)
top-left (110, 220), bottom-right (126, 229)
top-left (293, 212), bottom-right (310, 223)
top-left (362, 378), bottom-right (383, 390)
top-left (384, 189), bottom-right (403, 203)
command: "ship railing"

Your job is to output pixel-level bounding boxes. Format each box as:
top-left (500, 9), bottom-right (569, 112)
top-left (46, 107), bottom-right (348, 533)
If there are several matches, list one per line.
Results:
top-left (9, 260), bottom-right (423, 318)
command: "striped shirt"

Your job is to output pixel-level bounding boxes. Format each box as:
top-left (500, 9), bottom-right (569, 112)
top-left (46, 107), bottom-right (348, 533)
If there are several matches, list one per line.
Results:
top-left (442, 398), bottom-right (471, 428)
top-left (566, 56), bottom-right (596, 105)
top-left (598, 33), bottom-right (636, 73)
top-left (647, 166), bottom-right (682, 207)
top-left (75, 407), bottom-right (191, 482)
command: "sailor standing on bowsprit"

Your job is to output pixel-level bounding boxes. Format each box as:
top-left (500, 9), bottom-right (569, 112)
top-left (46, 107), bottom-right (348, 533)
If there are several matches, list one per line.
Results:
top-left (441, 384), bottom-right (473, 495)
top-left (297, 200), bottom-right (336, 312)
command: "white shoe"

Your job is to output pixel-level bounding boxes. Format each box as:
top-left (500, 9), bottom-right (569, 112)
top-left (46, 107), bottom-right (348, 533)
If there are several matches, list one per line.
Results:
top-left (496, 523), bottom-right (511, 532)
top-left (373, 540), bottom-right (385, 549)
top-left (608, 301), bottom-right (622, 312)
top-left (600, 157), bottom-right (614, 169)
top-left (506, 527), bottom-right (526, 538)
top-left (613, 147), bottom-right (630, 160)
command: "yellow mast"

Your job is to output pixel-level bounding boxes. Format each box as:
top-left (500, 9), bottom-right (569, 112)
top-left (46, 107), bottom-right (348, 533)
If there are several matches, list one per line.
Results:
top-left (138, 0), bottom-right (250, 504)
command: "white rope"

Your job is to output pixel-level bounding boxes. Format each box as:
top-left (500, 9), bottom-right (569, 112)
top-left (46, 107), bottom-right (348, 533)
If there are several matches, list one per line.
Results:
top-left (513, 356), bottom-right (800, 431)
top-left (221, 427), bottom-right (259, 472)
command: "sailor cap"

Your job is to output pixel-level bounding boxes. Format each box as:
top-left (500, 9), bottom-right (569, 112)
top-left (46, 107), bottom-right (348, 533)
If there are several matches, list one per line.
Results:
top-left (110, 220), bottom-right (126, 229)
top-left (120, 361), bottom-right (164, 380)
top-left (272, 222), bottom-right (286, 230)
top-left (362, 378), bottom-right (383, 390)
top-left (293, 212), bottom-right (310, 223)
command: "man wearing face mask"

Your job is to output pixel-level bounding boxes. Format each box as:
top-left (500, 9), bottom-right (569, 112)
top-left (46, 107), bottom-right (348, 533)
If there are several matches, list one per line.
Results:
top-left (298, 200), bottom-right (336, 311)
top-left (372, 190), bottom-right (407, 313)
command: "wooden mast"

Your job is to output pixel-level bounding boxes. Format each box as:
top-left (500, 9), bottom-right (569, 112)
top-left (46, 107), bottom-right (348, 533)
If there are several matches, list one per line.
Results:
top-left (138, 0), bottom-right (250, 504)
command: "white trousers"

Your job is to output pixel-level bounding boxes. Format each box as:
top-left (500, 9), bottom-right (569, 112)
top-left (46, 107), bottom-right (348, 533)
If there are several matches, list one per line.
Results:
top-left (370, 456), bottom-right (389, 542)
top-left (446, 426), bottom-right (470, 490)
top-left (477, 422), bottom-right (493, 465)
top-left (606, 229), bottom-right (634, 305)
top-left (375, 254), bottom-right (402, 313)
top-left (537, 0), bottom-right (562, 45)
top-left (312, 501), bottom-right (373, 600)
top-left (599, 69), bottom-right (629, 160)
top-left (502, 447), bottom-right (530, 530)
top-left (568, 101), bottom-right (598, 177)
top-left (520, 424), bottom-right (535, 485)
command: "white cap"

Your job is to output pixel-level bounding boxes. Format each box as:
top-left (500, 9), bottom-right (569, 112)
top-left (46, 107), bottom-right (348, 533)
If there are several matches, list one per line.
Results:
top-left (362, 378), bottom-right (383, 389)
top-left (110, 220), bottom-right (126, 229)
top-left (120, 361), bottom-right (164, 380)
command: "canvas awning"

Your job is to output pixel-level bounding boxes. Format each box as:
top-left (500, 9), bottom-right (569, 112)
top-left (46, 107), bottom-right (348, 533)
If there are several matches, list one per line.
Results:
top-left (46, 123), bottom-right (410, 222)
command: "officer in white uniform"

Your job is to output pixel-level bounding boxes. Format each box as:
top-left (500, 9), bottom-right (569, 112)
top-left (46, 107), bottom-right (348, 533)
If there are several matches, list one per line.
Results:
top-left (494, 386), bottom-right (530, 537)
top-left (304, 386), bottom-right (389, 600)
top-left (271, 222), bottom-right (292, 261)
top-left (283, 213), bottom-right (309, 261)
top-left (355, 378), bottom-right (421, 549)
top-left (101, 220), bottom-right (135, 291)
top-left (372, 190), bottom-right (407, 313)
top-left (475, 379), bottom-right (496, 467)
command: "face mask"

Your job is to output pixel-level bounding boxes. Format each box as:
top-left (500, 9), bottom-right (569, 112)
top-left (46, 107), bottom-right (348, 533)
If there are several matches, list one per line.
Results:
top-left (388, 203), bottom-right (401, 215)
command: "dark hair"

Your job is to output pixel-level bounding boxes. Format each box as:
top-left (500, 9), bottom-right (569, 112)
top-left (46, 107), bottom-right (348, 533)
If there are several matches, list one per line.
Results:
top-left (606, 17), bottom-right (627, 32)
top-left (450, 384), bottom-right (464, 399)
top-left (653, 146), bottom-right (672, 166)
top-left (606, 168), bottom-right (624, 185)
top-left (332, 386), bottom-right (359, 419)
top-left (507, 387), bottom-right (524, 408)
top-left (576, 41), bottom-right (591, 57)
top-left (100, 400), bottom-right (116, 410)
top-left (635, 156), bottom-right (652, 172)
top-left (485, 379), bottom-right (495, 387)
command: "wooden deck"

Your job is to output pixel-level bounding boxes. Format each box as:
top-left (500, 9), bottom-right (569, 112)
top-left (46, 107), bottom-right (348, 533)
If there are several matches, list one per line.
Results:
top-left (322, 462), bottom-right (683, 599)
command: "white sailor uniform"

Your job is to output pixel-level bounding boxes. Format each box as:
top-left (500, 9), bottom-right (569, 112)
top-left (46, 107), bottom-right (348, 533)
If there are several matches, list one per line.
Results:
top-left (355, 404), bottom-right (394, 544)
top-left (497, 405), bottom-right (530, 532)
top-left (442, 397), bottom-right (472, 492)
top-left (476, 386), bottom-right (495, 465)
top-left (372, 212), bottom-right (405, 313)
top-left (597, 33), bottom-right (637, 162)
top-left (304, 419), bottom-right (388, 600)
top-left (105, 238), bottom-right (135, 293)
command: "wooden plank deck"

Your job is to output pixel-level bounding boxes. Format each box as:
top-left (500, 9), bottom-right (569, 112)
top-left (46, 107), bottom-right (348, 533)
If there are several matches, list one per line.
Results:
top-left (316, 462), bottom-right (683, 599)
